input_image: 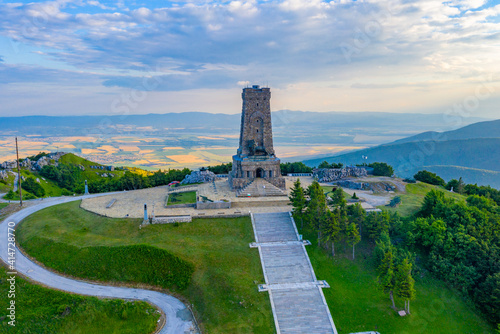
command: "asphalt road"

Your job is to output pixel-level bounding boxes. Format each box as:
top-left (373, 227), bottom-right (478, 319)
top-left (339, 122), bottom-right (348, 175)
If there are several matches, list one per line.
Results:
top-left (0, 194), bottom-right (195, 334)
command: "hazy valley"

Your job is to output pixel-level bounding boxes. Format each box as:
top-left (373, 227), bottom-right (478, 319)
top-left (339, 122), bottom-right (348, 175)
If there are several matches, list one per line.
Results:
top-left (0, 111), bottom-right (487, 170)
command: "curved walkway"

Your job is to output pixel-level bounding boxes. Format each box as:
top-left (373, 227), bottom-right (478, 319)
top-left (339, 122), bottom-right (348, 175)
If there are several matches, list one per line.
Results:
top-left (0, 194), bottom-right (195, 334)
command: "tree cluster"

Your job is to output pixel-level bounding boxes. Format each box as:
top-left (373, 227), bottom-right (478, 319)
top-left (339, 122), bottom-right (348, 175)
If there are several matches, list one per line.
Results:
top-left (289, 179), bottom-right (361, 260)
top-left (40, 163), bottom-right (191, 194)
top-left (413, 170), bottom-right (446, 187)
top-left (207, 162), bottom-right (232, 174)
top-left (463, 183), bottom-right (500, 206)
top-left (21, 177), bottom-right (45, 198)
top-left (87, 169), bottom-right (191, 193)
top-left (369, 162), bottom-right (394, 177)
top-left (280, 162), bottom-right (313, 174)
top-left (40, 164), bottom-right (83, 192)
top-left (445, 177), bottom-right (466, 194)
top-left (398, 189), bottom-right (500, 324)
top-left (317, 161), bottom-right (344, 169)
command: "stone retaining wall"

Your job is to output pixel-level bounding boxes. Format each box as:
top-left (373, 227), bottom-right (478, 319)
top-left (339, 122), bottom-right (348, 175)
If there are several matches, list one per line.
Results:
top-left (196, 201), bottom-right (231, 210)
top-left (313, 167), bottom-right (368, 182)
top-left (165, 203), bottom-right (196, 209)
top-left (151, 216), bottom-right (192, 224)
top-left (232, 199), bottom-right (290, 208)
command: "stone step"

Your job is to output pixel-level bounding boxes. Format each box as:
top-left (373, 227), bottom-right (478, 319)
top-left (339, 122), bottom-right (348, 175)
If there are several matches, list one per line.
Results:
top-left (237, 178), bottom-right (287, 197)
top-left (261, 245), bottom-right (315, 284)
top-left (272, 288), bottom-right (335, 334)
top-left (253, 213), bottom-right (298, 243)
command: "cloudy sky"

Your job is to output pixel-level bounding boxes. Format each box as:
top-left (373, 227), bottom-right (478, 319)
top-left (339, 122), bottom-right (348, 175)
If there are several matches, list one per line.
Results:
top-left (1, 0), bottom-right (500, 117)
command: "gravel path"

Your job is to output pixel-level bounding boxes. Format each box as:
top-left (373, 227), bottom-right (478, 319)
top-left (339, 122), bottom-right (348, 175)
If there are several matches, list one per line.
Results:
top-left (0, 194), bottom-right (196, 334)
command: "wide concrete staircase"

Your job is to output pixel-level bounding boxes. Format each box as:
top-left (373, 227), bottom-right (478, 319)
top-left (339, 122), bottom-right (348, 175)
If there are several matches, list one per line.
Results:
top-left (251, 212), bottom-right (337, 334)
top-left (237, 178), bottom-right (287, 197)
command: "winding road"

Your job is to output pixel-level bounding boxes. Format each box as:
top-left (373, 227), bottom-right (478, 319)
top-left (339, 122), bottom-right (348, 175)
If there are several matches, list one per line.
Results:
top-left (0, 194), bottom-right (195, 334)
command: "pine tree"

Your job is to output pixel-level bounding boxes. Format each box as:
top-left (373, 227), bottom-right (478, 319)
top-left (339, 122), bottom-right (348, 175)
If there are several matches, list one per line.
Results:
top-left (289, 179), bottom-right (306, 228)
top-left (395, 258), bottom-right (416, 314)
top-left (347, 203), bottom-right (365, 239)
top-left (378, 250), bottom-right (396, 309)
top-left (346, 222), bottom-right (361, 260)
top-left (456, 177), bottom-right (465, 194)
top-left (306, 181), bottom-right (328, 246)
top-left (330, 187), bottom-right (346, 208)
top-left (322, 209), bottom-right (340, 256)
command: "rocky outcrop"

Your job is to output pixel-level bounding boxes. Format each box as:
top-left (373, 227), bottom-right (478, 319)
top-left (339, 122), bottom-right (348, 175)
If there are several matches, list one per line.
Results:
top-left (313, 167), bottom-right (368, 182)
top-left (182, 170), bottom-right (216, 184)
top-left (334, 180), bottom-right (371, 190)
top-left (0, 170), bottom-right (8, 180)
top-left (0, 161), bottom-right (17, 170)
top-left (334, 180), bottom-right (397, 192)
top-left (1, 152), bottom-right (67, 171)
top-left (20, 158), bottom-right (33, 168)
top-left (34, 152), bottom-right (66, 170)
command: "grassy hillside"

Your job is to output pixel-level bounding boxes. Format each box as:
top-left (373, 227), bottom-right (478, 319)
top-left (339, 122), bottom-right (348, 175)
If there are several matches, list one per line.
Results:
top-left (302, 237), bottom-right (494, 334)
top-left (16, 201), bottom-right (274, 333)
top-left (1, 153), bottom-right (171, 200)
top-left (0, 266), bottom-right (160, 334)
top-left (0, 172), bottom-right (15, 193)
top-left (382, 182), bottom-right (466, 216)
top-left (20, 169), bottom-right (69, 197)
top-left (59, 153), bottom-right (126, 181)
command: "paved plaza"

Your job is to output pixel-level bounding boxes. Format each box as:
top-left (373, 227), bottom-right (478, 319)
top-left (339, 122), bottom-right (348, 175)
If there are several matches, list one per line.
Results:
top-left (80, 177), bottom-right (315, 218)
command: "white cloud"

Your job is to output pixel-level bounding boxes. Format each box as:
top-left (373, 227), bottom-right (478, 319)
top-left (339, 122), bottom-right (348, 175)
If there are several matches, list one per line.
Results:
top-left (0, 0), bottom-right (499, 116)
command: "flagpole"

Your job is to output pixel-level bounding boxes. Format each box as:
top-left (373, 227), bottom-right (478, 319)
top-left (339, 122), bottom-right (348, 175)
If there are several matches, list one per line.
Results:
top-left (15, 137), bottom-right (22, 206)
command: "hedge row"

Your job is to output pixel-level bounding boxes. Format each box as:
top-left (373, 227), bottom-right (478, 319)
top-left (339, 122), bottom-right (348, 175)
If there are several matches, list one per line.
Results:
top-left (22, 238), bottom-right (194, 290)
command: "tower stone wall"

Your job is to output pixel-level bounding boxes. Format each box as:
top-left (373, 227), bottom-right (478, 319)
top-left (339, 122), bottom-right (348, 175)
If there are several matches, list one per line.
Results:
top-left (230, 85), bottom-right (286, 190)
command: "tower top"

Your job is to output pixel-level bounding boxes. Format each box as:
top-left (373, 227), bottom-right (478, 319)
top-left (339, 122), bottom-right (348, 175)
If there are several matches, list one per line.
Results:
top-left (237, 85), bottom-right (274, 157)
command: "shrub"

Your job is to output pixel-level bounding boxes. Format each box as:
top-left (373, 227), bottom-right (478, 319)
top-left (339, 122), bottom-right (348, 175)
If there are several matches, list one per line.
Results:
top-left (22, 177), bottom-right (46, 197)
top-left (368, 162), bottom-right (394, 177)
top-left (414, 170), bottom-right (445, 187)
top-left (388, 196), bottom-right (402, 207)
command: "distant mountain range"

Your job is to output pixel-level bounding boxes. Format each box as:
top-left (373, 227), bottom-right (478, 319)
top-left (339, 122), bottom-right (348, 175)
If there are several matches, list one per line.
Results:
top-left (0, 111), bottom-right (487, 147)
top-left (303, 119), bottom-right (500, 189)
top-left (392, 119), bottom-right (500, 144)
top-left (0, 111), bottom-right (493, 173)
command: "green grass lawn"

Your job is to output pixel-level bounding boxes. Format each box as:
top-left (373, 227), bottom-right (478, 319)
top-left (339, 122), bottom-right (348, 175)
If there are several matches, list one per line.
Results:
top-left (0, 173), bottom-right (15, 193)
top-left (167, 191), bottom-right (197, 205)
top-left (0, 266), bottom-right (160, 334)
top-left (59, 153), bottom-right (125, 181)
top-left (16, 201), bottom-right (273, 334)
top-left (299, 228), bottom-right (494, 334)
top-left (0, 203), bottom-right (8, 210)
top-left (321, 186), bottom-right (350, 199)
top-left (17, 169), bottom-right (69, 198)
top-left (382, 182), bottom-right (466, 216)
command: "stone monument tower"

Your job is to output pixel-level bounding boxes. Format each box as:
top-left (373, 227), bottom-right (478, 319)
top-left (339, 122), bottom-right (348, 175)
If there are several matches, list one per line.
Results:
top-left (229, 85), bottom-right (286, 190)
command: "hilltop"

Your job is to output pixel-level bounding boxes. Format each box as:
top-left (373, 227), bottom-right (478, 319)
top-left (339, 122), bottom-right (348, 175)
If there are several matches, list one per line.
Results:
top-left (392, 119), bottom-right (500, 144)
top-left (0, 152), bottom-right (189, 200)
